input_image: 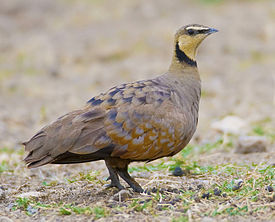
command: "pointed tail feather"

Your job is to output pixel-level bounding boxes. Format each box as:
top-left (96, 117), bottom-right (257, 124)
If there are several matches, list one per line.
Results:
top-left (26, 155), bottom-right (54, 168)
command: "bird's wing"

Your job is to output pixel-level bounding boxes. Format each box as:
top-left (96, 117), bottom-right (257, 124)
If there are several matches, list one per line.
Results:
top-left (85, 80), bottom-right (189, 161)
top-left (23, 107), bottom-right (109, 167)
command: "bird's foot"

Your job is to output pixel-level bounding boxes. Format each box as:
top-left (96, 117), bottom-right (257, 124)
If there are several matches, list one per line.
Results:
top-left (104, 181), bottom-right (125, 190)
top-left (116, 169), bottom-right (144, 193)
top-left (130, 184), bottom-right (144, 193)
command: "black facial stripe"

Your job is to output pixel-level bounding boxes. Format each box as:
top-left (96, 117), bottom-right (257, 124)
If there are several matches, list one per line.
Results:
top-left (197, 29), bottom-right (209, 34)
top-left (186, 28), bottom-right (210, 35)
top-left (175, 42), bottom-right (197, 67)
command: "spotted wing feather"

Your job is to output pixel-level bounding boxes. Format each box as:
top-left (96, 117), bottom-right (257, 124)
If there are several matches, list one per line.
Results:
top-left (88, 80), bottom-right (190, 161)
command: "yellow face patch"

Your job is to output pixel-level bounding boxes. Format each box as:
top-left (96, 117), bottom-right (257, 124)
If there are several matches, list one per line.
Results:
top-left (178, 34), bottom-right (208, 61)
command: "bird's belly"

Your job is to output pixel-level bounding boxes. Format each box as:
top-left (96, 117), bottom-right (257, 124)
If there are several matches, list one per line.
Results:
top-left (114, 121), bottom-right (195, 161)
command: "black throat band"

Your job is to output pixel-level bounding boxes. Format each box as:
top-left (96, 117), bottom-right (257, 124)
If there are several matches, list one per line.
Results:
top-left (175, 42), bottom-right (197, 67)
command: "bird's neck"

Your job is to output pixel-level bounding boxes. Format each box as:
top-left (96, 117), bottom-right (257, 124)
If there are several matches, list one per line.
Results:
top-left (169, 42), bottom-right (198, 73)
top-left (176, 42), bottom-right (197, 66)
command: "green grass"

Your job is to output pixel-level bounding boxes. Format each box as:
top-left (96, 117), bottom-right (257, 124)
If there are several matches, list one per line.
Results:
top-left (181, 138), bottom-right (224, 158)
top-left (223, 206), bottom-right (248, 216)
top-left (65, 170), bottom-right (101, 184)
top-left (60, 204), bottom-right (93, 215)
top-left (136, 160), bottom-right (273, 218)
top-left (196, 163), bottom-right (274, 207)
top-left (9, 161), bottom-right (274, 219)
top-left (172, 216), bottom-right (189, 222)
top-left (59, 204), bottom-right (107, 218)
top-left (248, 117), bottom-right (275, 142)
top-left (59, 207), bottom-right (72, 215)
top-left (130, 199), bottom-right (153, 212)
top-left (0, 147), bottom-right (24, 155)
top-left (0, 147), bottom-right (24, 173)
top-left (93, 207), bottom-right (107, 219)
top-left (129, 159), bottom-right (218, 176)
top-left (129, 157), bottom-right (274, 217)
top-left (252, 125), bottom-right (275, 142)
top-left (42, 180), bottom-right (58, 187)
top-left (13, 198), bottom-right (31, 211)
top-left (0, 161), bottom-right (12, 173)
top-left (12, 198), bottom-right (107, 219)
top-left (12, 198), bottom-right (38, 216)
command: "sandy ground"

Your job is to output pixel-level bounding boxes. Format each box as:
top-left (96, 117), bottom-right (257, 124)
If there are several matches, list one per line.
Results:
top-left (0, 0), bottom-right (274, 221)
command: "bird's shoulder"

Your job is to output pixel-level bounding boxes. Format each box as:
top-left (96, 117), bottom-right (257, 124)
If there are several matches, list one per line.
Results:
top-left (86, 79), bottom-right (174, 110)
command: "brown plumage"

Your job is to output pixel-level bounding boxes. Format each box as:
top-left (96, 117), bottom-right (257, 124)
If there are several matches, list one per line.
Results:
top-left (24, 24), bottom-right (218, 192)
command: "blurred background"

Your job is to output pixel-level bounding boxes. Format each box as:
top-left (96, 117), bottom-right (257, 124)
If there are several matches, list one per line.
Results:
top-left (0, 0), bottom-right (274, 149)
top-left (1, 1), bottom-right (274, 220)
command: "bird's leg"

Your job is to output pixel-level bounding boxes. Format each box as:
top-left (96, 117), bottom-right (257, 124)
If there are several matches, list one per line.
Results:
top-left (104, 160), bottom-right (124, 190)
top-left (117, 165), bottom-right (144, 193)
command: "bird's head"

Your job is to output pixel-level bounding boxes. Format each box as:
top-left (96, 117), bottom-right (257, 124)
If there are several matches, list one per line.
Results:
top-left (174, 24), bottom-right (218, 66)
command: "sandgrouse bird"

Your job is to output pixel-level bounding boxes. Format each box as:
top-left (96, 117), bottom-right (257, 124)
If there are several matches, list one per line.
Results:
top-left (24, 24), bottom-right (218, 193)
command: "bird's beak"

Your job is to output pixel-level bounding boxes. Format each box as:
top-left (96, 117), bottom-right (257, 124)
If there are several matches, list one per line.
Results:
top-left (207, 28), bottom-right (219, 34)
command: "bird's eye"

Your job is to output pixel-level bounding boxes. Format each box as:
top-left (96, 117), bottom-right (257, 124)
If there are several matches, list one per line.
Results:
top-left (187, 29), bottom-right (195, 35)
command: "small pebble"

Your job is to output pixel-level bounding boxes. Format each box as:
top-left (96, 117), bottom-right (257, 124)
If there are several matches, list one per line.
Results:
top-left (156, 205), bottom-right (164, 211)
top-left (211, 115), bottom-right (246, 134)
top-left (167, 188), bottom-right (173, 192)
top-left (232, 180), bottom-right (243, 191)
top-left (222, 193), bottom-right (227, 198)
top-left (232, 185), bottom-right (240, 191)
top-left (173, 197), bottom-right (181, 202)
top-left (172, 188), bottom-right (180, 194)
top-left (151, 187), bottom-right (158, 193)
top-left (27, 205), bottom-right (38, 215)
top-left (145, 190), bottom-right (151, 195)
top-left (237, 180), bottom-right (243, 186)
top-left (235, 136), bottom-right (267, 154)
top-left (172, 167), bottom-right (184, 176)
top-left (168, 200), bottom-right (176, 205)
top-left (7, 203), bottom-right (15, 211)
top-left (112, 190), bottom-right (132, 202)
top-left (193, 195), bottom-right (200, 202)
top-left (0, 188), bottom-right (5, 200)
top-left (197, 184), bottom-right (203, 190)
top-left (214, 188), bottom-right (221, 196)
top-left (0, 216), bottom-right (13, 222)
top-left (118, 203), bottom-right (128, 207)
top-left (266, 185), bottom-right (274, 192)
top-left (107, 203), bottom-right (116, 208)
top-left (202, 192), bottom-right (210, 199)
